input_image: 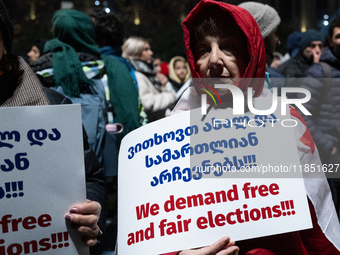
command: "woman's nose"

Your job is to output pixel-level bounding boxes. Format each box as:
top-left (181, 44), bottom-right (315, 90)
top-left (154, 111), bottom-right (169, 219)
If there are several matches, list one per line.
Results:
top-left (208, 47), bottom-right (223, 69)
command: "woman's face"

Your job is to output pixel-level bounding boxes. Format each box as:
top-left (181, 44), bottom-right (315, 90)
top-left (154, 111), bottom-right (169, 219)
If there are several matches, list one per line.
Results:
top-left (194, 22), bottom-right (249, 96)
top-left (174, 60), bottom-right (188, 82)
top-left (139, 42), bottom-right (153, 64)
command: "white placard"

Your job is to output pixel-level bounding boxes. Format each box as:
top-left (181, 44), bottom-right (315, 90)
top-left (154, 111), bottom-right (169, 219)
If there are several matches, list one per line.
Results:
top-left (0, 104), bottom-right (88, 255)
top-left (118, 98), bottom-right (312, 254)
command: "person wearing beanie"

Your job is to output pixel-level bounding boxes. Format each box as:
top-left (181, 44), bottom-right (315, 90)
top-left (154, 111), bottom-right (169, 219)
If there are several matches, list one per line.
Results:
top-left (0, 0), bottom-right (106, 252)
top-left (279, 31), bottom-right (302, 66)
top-left (238, 1), bottom-right (281, 67)
top-left (278, 29), bottom-right (324, 96)
top-left (238, 1), bottom-right (284, 95)
top-left (27, 38), bottom-right (47, 64)
top-left (299, 29), bottom-right (324, 63)
top-left (287, 31), bottom-right (302, 57)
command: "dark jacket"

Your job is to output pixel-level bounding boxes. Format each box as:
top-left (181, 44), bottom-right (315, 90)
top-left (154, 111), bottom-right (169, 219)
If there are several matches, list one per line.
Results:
top-left (298, 46), bottom-right (340, 161)
top-left (278, 51), bottom-right (312, 79)
top-left (278, 51), bottom-right (313, 98)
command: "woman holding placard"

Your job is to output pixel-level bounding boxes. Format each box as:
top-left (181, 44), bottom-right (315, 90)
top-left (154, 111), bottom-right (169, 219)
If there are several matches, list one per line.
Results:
top-left (164, 0), bottom-right (340, 254)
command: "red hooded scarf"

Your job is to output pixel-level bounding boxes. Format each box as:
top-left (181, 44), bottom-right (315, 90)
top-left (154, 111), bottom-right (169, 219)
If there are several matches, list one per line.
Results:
top-left (182, 0), bottom-right (266, 102)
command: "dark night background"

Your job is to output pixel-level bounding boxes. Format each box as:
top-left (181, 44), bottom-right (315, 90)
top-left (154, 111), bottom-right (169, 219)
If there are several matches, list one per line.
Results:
top-left (3, 0), bottom-right (339, 62)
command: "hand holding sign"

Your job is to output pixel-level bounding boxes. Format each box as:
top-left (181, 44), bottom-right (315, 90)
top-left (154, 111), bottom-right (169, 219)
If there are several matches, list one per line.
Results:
top-left (0, 105), bottom-right (90, 255)
top-left (65, 200), bottom-right (102, 246)
top-left (179, 236), bottom-right (239, 255)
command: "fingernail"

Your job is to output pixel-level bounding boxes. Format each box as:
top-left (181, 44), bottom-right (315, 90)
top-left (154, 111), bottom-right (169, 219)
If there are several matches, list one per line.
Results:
top-left (70, 208), bottom-right (77, 213)
top-left (65, 214), bottom-right (72, 220)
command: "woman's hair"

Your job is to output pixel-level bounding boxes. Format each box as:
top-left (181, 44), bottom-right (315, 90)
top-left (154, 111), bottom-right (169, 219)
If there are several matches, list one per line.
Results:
top-left (122, 37), bottom-right (148, 60)
top-left (193, 17), bottom-right (226, 41)
top-left (88, 8), bottom-right (124, 48)
top-left (190, 9), bottom-right (248, 60)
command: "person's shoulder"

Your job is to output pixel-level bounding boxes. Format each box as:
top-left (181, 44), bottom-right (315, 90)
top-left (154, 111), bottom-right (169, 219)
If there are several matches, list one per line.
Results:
top-left (134, 70), bottom-right (150, 82)
top-left (277, 57), bottom-right (293, 73)
top-left (43, 87), bottom-right (72, 105)
top-left (267, 67), bottom-right (284, 78)
top-left (306, 62), bottom-right (326, 78)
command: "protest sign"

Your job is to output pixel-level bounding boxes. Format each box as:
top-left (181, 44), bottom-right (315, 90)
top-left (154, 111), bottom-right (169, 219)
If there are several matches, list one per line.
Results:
top-left (0, 104), bottom-right (88, 255)
top-left (118, 97), bottom-right (312, 254)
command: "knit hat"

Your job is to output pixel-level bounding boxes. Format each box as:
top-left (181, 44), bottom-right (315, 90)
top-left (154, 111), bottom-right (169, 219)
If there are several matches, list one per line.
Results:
top-left (33, 38), bottom-right (48, 55)
top-left (299, 29), bottom-right (324, 50)
top-left (238, 2), bottom-right (280, 39)
top-left (286, 31), bottom-right (301, 57)
top-left (0, 1), bottom-right (13, 53)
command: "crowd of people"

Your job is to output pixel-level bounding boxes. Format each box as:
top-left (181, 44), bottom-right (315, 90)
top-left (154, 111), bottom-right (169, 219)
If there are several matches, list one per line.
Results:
top-left (2, 0), bottom-right (340, 254)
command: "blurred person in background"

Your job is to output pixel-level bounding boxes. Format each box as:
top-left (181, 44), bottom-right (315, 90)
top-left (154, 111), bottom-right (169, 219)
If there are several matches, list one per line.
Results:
top-left (278, 29), bottom-right (324, 81)
top-left (88, 8), bottom-right (139, 89)
top-left (88, 8), bottom-right (146, 127)
top-left (280, 31), bottom-right (302, 65)
top-left (27, 38), bottom-right (47, 64)
top-left (122, 37), bottom-right (176, 123)
top-left (168, 56), bottom-right (191, 99)
top-left (239, 1), bottom-right (284, 94)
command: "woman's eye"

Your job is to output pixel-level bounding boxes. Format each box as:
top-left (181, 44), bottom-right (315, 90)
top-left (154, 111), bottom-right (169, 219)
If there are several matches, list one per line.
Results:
top-left (196, 46), bottom-right (209, 58)
top-left (198, 47), bottom-right (207, 53)
top-left (221, 44), bottom-right (232, 50)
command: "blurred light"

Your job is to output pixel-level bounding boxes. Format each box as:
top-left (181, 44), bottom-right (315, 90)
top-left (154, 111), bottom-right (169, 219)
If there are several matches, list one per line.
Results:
top-left (95, 1), bottom-right (100, 6)
top-left (324, 14), bottom-right (329, 20)
top-left (30, 1), bottom-right (36, 20)
top-left (324, 20), bottom-right (329, 26)
top-left (301, 17), bottom-right (307, 32)
top-left (105, 7), bottom-right (110, 13)
top-left (134, 7), bottom-right (140, 25)
top-left (103, 1), bottom-right (107, 6)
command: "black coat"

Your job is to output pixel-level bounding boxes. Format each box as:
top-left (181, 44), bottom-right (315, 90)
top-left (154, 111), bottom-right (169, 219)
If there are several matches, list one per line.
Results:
top-left (278, 51), bottom-right (313, 98)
